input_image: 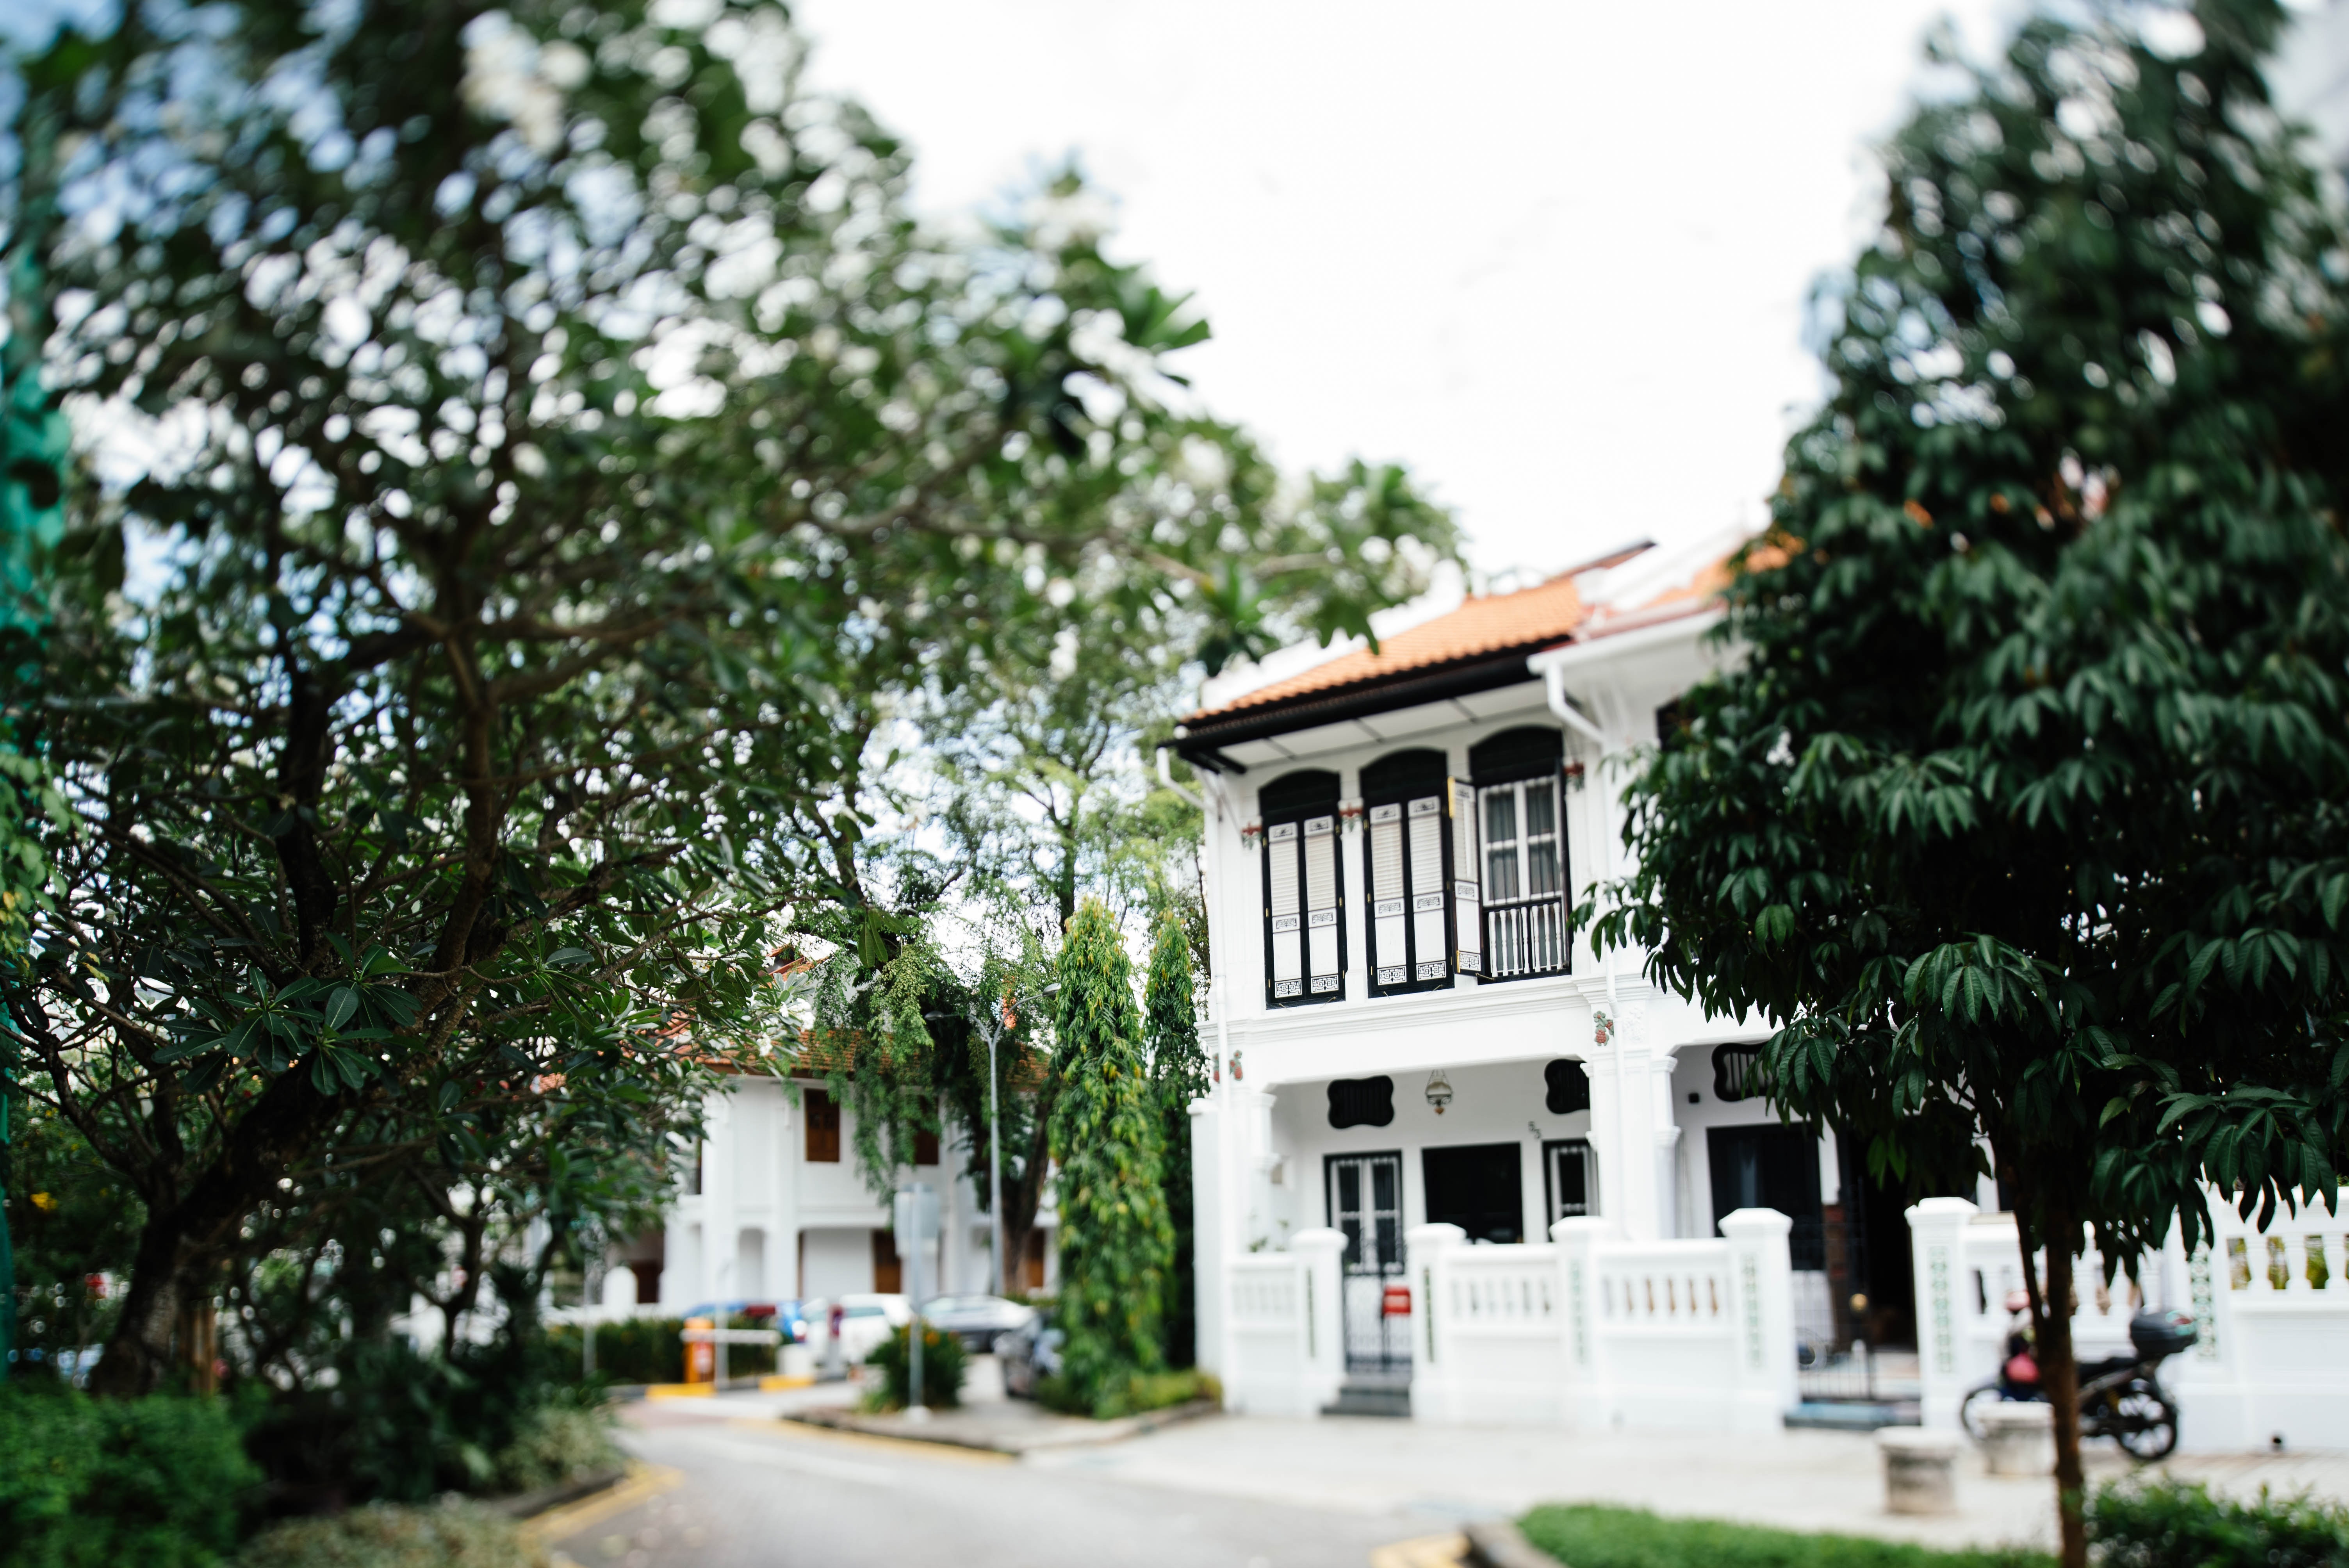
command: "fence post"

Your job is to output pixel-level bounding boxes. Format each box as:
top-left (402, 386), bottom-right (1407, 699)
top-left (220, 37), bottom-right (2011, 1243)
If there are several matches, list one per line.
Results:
top-left (1549, 1216), bottom-right (1608, 1428)
top-left (1907, 1196), bottom-right (1978, 1431)
top-left (1292, 1228), bottom-right (1347, 1415)
top-left (1404, 1223), bottom-right (1466, 1422)
top-left (1720, 1207), bottom-right (1796, 1432)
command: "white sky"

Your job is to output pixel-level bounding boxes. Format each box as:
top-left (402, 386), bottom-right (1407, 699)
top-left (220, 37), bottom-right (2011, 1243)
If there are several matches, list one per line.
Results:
top-left (791, 0), bottom-right (2023, 579)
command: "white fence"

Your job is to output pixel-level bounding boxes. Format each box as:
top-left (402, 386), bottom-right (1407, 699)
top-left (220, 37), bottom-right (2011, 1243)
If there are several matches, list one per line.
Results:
top-left (1219, 1210), bottom-right (1796, 1431)
top-left (1910, 1193), bottom-right (2349, 1452)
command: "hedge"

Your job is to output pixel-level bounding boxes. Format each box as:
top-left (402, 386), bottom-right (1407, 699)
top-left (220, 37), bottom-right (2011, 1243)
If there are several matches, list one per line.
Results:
top-left (2087, 1479), bottom-right (2349, 1568)
top-left (0, 1384), bottom-right (260, 1568)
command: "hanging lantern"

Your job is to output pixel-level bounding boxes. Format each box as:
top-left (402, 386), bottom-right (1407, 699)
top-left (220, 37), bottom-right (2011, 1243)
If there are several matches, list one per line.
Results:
top-left (1424, 1070), bottom-right (1454, 1115)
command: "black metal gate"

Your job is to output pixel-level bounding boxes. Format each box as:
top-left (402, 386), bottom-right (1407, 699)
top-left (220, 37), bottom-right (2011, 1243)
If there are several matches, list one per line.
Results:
top-left (1327, 1152), bottom-right (1409, 1373)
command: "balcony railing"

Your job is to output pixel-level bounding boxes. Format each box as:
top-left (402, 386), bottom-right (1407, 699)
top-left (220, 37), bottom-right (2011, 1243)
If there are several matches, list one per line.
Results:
top-left (1482, 893), bottom-right (1568, 979)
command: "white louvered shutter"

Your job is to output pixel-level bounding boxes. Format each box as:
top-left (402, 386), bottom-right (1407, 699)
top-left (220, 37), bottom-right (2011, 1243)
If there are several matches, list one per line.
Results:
top-left (1265, 820), bottom-right (1303, 1001)
top-left (1449, 778), bottom-right (1481, 976)
top-left (1303, 814), bottom-right (1342, 995)
top-left (1407, 794), bottom-right (1448, 983)
top-left (1368, 801), bottom-right (1408, 988)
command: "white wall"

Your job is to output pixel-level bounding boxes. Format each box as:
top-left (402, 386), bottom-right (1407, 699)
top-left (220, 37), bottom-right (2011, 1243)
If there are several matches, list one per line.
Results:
top-left (800, 1227), bottom-right (874, 1299)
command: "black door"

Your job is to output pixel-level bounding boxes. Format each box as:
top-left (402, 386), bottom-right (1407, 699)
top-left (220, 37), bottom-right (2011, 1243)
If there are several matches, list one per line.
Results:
top-left (1326, 1153), bottom-right (1408, 1372)
top-left (1706, 1123), bottom-right (1824, 1268)
top-left (1421, 1142), bottom-right (1524, 1244)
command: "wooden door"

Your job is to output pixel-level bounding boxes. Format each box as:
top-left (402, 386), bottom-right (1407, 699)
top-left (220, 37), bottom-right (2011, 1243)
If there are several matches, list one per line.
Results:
top-left (872, 1227), bottom-right (902, 1294)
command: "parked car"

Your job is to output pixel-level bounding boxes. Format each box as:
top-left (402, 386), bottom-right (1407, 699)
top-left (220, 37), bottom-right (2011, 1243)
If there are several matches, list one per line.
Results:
top-left (827, 1293), bottom-right (911, 1363)
top-left (919, 1295), bottom-right (1036, 1352)
top-left (994, 1311), bottom-right (1063, 1398)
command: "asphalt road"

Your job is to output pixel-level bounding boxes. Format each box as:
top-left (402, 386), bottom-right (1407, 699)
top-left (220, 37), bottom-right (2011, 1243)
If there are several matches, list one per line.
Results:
top-left (551, 1410), bottom-right (1415, 1568)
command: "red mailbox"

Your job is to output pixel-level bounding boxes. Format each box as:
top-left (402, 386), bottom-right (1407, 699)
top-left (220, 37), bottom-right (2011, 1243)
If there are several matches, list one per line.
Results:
top-left (1381, 1284), bottom-right (1412, 1318)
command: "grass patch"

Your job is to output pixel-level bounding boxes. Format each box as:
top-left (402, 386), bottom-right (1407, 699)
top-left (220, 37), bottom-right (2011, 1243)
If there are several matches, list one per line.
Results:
top-left (1517, 1505), bottom-right (2050, 1568)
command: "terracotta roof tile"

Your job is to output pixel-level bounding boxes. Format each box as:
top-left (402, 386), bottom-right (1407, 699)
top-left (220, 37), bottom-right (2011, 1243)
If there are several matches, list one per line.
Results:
top-left (1189, 573), bottom-right (1593, 720)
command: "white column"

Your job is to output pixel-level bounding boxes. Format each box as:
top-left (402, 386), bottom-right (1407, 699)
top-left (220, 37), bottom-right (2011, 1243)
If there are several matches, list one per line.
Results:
top-left (1909, 1196), bottom-right (1978, 1430)
top-left (1652, 1052), bottom-right (1681, 1240)
top-left (704, 1090), bottom-right (737, 1308)
top-left (1611, 1003), bottom-right (1661, 1240)
top-left (1405, 1222), bottom-right (1467, 1422)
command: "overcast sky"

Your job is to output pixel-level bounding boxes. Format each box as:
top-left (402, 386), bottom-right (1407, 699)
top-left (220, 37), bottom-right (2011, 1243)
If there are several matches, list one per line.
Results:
top-left (791, 0), bottom-right (2032, 580)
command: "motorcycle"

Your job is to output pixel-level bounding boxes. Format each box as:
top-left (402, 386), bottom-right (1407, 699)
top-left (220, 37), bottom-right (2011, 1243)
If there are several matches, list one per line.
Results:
top-left (1959, 1292), bottom-right (2195, 1461)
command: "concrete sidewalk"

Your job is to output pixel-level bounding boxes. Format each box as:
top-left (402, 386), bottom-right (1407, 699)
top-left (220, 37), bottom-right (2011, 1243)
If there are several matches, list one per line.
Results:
top-left (1025, 1417), bottom-right (2349, 1553)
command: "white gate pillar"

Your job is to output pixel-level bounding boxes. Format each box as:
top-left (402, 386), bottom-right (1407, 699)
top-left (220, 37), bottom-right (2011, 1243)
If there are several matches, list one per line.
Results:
top-left (1909, 1196), bottom-right (1978, 1430)
top-left (1292, 1228), bottom-right (1347, 1413)
top-left (1405, 1222), bottom-right (1467, 1422)
top-left (1550, 1216), bottom-right (1609, 1427)
top-left (1721, 1207), bottom-right (1798, 1429)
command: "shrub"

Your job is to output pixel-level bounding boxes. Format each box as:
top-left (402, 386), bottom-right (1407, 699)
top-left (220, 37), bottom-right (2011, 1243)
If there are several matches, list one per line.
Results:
top-left (237, 1501), bottom-right (546, 1568)
top-left (490, 1399), bottom-right (622, 1495)
top-left (1039, 1366), bottom-right (1219, 1420)
top-left (1516, 1505), bottom-right (2050, 1568)
top-left (865, 1321), bottom-right (967, 1409)
top-left (2086, 1479), bottom-right (2349, 1568)
top-left (0, 1383), bottom-right (260, 1568)
top-left (543, 1318), bottom-right (685, 1386)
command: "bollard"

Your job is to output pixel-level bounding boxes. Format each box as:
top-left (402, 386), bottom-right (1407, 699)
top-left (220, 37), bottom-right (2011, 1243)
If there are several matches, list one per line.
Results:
top-left (1977, 1402), bottom-right (2055, 1477)
top-left (1877, 1428), bottom-right (1963, 1515)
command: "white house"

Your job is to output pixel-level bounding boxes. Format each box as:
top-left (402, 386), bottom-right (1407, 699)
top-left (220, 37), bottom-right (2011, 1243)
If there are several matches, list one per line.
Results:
top-left (618, 1069), bottom-right (1055, 1314)
top-left (1171, 538), bottom-right (1920, 1426)
top-left (1171, 539), bottom-right (2349, 1447)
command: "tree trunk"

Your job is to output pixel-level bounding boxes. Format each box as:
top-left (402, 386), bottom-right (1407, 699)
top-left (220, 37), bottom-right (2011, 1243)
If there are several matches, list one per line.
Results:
top-left (89, 1213), bottom-right (191, 1396)
top-left (2042, 1233), bottom-right (2088, 1568)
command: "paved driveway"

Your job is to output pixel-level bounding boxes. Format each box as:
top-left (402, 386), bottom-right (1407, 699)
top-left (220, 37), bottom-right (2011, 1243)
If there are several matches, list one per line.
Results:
top-left (548, 1405), bottom-right (1417, 1568)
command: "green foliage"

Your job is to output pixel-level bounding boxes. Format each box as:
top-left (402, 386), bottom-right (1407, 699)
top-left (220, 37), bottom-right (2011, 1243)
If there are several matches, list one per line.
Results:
top-left (864, 1319), bottom-right (968, 1409)
top-left (4, 1105), bottom-right (141, 1373)
top-left (1042, 1364), bottom-right (1217, 1419)
top-left (1592, 0), bottom-right (2349, 1271)
top-left (0, 1383), bottom-right (260, 1568)
top-left (236, 1501), bottom-right (547, 1568)
top-left (2086, 1479), bottom-right (2349, 1568)
top-left (244, 1284), bottom-right (601, 1505)
top-left (4, 0), bottom-right (1451, 1399)
top-left (490, 1401), bottom-right (621, 1495)
top-left (542, 1318), bottom-right (684, 1386)
top-left (1144, 912), bottom-right (1207, 1367)
top-left (1516, 1505), bottom-right (2050, 1568)
top-left (1047, 898), bottom-right (1173, 1415)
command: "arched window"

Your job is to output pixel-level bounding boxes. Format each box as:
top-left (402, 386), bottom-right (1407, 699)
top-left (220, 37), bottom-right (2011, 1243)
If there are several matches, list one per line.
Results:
top-left (1360, 748), bottom-right (1474, 995)
top-left (1470, 726), bottom-right (1571, 980)
top-left (1257, 769), bottom-right (1344, 1007)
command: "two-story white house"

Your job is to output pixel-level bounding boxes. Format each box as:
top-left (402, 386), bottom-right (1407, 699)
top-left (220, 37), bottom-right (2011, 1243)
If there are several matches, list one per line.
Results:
top-left (1172, 538), bottom-right (1980, 1426)
top-left (611, 1067), bottom-right (1055, 1315)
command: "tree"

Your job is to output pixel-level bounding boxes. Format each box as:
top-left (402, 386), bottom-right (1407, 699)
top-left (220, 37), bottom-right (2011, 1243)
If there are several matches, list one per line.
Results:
top-left (1144, 911), bottom-right (1207, 1367)
top-left (1590, 5), bottom-right (2349, 1563)
top-left (2, 0), bottom-right (1454, 1397)
top-left (1047, 897), bottom-right (1172, 1413)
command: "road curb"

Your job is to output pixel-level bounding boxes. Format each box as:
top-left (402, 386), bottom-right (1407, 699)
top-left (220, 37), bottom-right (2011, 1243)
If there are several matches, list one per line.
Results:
top-left (784, 1396), bottom-right (1221, 1455)
top-left (1463, 1520), bottom-right (1558, 1568)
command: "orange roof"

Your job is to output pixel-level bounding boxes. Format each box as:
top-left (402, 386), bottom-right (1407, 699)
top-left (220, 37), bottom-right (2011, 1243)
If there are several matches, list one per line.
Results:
top-left (1192, 573), bottom-right (1593, 720)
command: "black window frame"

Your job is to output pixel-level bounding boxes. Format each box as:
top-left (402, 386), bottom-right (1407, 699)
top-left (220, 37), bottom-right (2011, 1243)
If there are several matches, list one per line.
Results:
top-left (1360, 749), bottom-right (1460, 998)
top-left (1259, 769), bottom-right (1346, 1010)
